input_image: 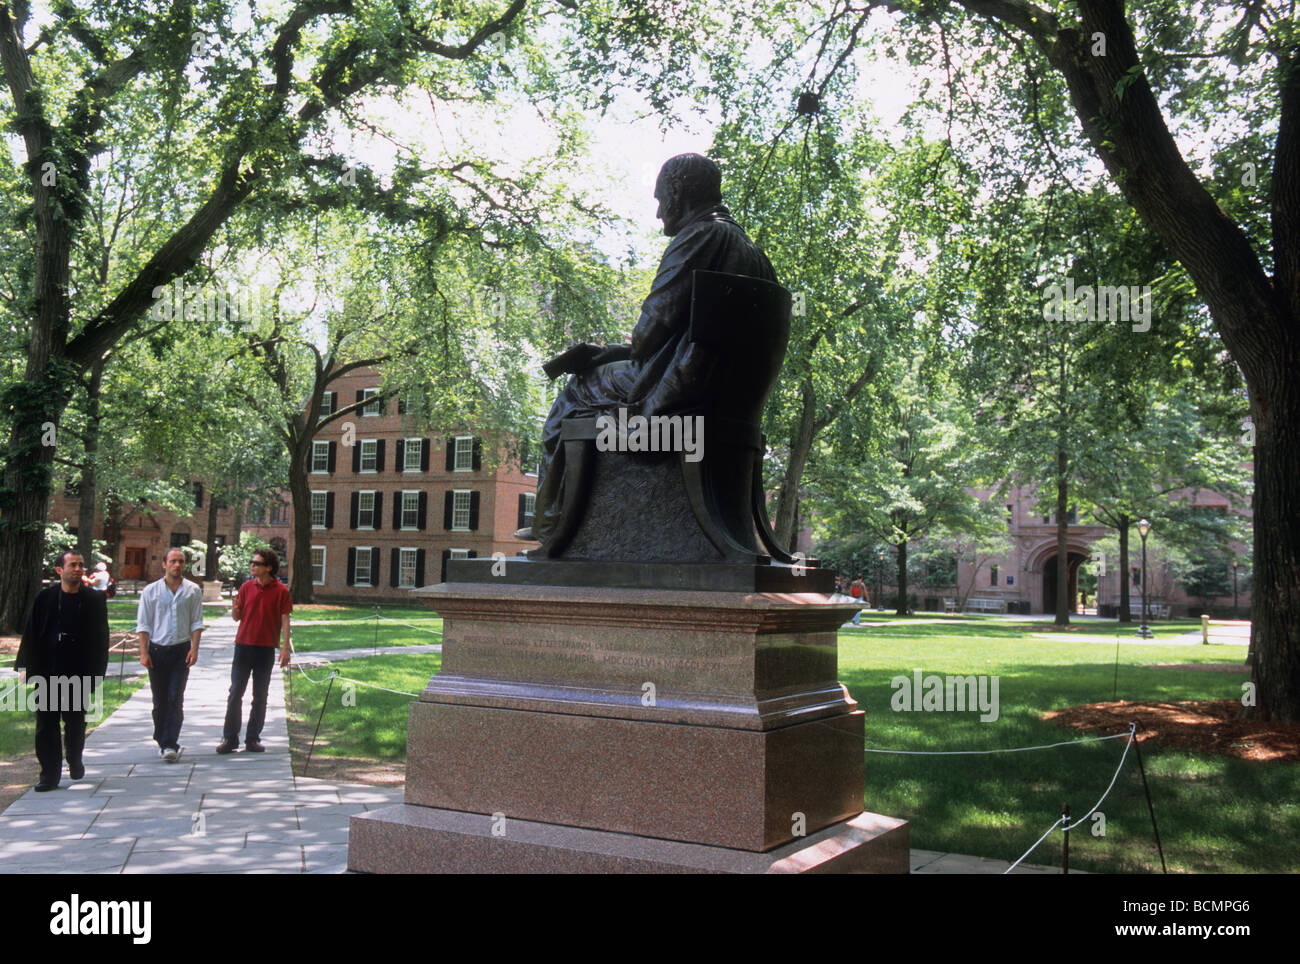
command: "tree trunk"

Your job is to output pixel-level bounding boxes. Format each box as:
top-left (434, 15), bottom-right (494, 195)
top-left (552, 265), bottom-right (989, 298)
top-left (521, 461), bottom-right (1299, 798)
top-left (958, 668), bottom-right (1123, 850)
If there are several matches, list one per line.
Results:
top-left (1055, 449), bottom-right (1070, 627)
top-left (1249, 381), bottom-right (1300, 721)
top-left (771, 377), bottom-right (816, 552)
top-left (895, 538), bottom-right (909, 616)
top-left (288, 443), bottom-right (315, 604)
top-left (1117, 516), bottom-right (1132, 623)
top-left (75, 357), bottom-right (107, 564)
top-left (204, 486), bottom-right (220, 579)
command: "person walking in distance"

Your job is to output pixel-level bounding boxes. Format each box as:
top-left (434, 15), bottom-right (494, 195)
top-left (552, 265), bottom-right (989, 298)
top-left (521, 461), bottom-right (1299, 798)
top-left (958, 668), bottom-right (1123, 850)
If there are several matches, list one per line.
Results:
top-left (14, 552), bottom-right (109, 791)
top-left (217, 548), bottom-right (292, 754)
top-left (136, 549), bottom-right (205, 762)
top-left (850, 574), bottom-right (866, 627)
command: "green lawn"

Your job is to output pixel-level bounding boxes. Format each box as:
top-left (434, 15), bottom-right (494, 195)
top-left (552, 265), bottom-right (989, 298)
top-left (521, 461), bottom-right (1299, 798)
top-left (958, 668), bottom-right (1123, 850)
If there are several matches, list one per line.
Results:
top-left (105, 599), bottom-right (227, 633)
top-left (290, 609), bottom-right (442, 653)
top-left (283, 612), bottom-right (1289, 874)
top-left (0, 675), bottom-right (146, 759)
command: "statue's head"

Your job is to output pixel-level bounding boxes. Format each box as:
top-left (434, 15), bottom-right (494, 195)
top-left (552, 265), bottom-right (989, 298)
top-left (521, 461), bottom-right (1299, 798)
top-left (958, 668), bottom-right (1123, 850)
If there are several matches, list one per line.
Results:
top-left (654, 153), bottom-right (722, 236)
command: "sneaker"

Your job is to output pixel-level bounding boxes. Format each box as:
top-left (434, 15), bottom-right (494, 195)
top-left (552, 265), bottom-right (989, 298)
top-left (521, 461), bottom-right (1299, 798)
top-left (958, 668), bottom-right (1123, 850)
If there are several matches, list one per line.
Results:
top-left (68, 760), bottom-right (85, 781)
top-left (244, 741), bottom-right (266, 753)
top-left (159, 747), bottom-right (168, 761)
top-left (215, 738), bottom-right (238, 755)
top-left (163, 747), bottom-right (179, 763)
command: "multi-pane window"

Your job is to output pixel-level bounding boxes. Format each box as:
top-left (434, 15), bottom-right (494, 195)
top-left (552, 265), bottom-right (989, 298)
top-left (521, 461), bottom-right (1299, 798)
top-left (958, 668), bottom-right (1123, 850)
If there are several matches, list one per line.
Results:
top-left (452, 490), bottom-right (471, 530)
top-left (362, 388), bottom-right (380, 416)
top-left (270, 503), bottom-right (289, 525)
top-left (318, 394), bottom-right (332, 418)
top-left (312, 441), bottom-right (330, 472)
top-left (523, 492), bottom-right (536, 528)
top-left (990, 566), bottom-right (999, 586)
top-left (401, 491), bottom-right (420, 529)
top-left (311, 546), bottom-right (326, 585)
top-left (404, 438), bottom-right (422, 472)
top-left (357, 491), bottom-right (375, 529)
top-left (449, 548), bottom-right (470, 561)
top-left (311, 491), bottom-right (327, 528)
top-left (360, 439), bottom-right (377, 472)
top-left (354, 547), bottom-right (372, 586)
top-left (453, 436), bottom-right (474, 471)
top-left (399, 548), bottom-right (418, 589)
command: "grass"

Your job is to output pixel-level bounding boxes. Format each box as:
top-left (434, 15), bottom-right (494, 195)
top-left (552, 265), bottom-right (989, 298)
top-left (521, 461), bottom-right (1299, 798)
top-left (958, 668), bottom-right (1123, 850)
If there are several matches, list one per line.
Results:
top-left (290, 610), bottom-right (442, 653)
top-left (0, 675), bottom-right (146, 759)
top-left (280, 608), bottom-right (1289, 873)
top-left (105, 598), bottom-right (227, 633)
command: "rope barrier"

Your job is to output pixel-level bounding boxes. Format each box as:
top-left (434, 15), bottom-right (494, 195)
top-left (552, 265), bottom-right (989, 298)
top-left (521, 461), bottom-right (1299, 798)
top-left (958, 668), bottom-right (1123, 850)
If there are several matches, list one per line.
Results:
top-left (1003, 723), bottom-right (1136, 873)
top-left (864, 731), bottom-right (1131, 756)
top-left (291, 662), bottom-right (419, 698)
top-left (372, 613), bottom-right (443, 637)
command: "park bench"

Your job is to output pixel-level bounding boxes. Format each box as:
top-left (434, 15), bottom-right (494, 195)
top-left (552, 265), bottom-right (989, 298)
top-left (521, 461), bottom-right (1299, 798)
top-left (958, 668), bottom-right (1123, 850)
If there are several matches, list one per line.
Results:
top-left (943, 597), bottom-right (957, 613)
top-left (1129, 600), bottom-right (1170, 619)
top-left (964, 597), bottom-right (1007, 614)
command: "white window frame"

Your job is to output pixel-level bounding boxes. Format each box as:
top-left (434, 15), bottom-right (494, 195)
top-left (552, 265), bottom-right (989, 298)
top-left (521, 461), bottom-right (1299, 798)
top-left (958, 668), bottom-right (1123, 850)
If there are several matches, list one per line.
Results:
top-left (453, 436), bottom-right (474, 472)
top-left (310, 491), bottom-right (328, 529)
top-left (357, 490), bottom-right (376, 530)
top-left (523, 492), bottom-right (536, 528)
top-left (311, 546), bottom-right (326, 586)
top-left (404, 438), bottom-right (423, 472)
top-left (399, 547), bottom-right (418, 589)
top-left (451, 489), bottom-right (471, 531)
top-left (318, 394), bottom-right (332, 419)
top-left (359, 439), bottom-right (378, 473)
top-left (449, 548), bottom-right (470, 561)
top-left (401, 490), bottom-right (420, 530)
top-left (361, 388), bottom-right (381, 416)
top-left (354, 546), bottom-right (372, 587)
top-left (311, 440), bottom-right (330, 473)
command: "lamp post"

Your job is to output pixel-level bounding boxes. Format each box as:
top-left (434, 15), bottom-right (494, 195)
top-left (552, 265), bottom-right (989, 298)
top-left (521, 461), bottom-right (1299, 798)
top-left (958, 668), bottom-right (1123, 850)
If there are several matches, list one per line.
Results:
top-left (877, 551), bottom-right (885, 611)
top-left (1232, 558), bottom-right (1240, 620)
top-left (1137, 518), bottom-right (1153, 639)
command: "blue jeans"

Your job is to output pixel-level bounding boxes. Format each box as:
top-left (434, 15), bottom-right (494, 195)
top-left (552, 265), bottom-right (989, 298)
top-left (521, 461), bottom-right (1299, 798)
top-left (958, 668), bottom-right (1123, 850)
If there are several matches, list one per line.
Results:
top-left (148, 642), bottom-right (191, 750)
top-left (222, 644), bottom-right (276, 745)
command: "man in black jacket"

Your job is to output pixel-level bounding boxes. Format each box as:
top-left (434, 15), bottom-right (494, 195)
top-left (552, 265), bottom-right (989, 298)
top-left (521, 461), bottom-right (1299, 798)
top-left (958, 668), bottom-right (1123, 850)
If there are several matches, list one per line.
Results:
top-left (14, 551), bottom-right (110, 791)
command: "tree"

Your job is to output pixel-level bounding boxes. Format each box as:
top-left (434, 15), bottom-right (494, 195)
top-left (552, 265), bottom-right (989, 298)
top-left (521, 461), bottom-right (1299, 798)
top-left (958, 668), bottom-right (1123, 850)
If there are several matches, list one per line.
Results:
top-left (769, 0), bottom-right (1299, 715)
top-left (0, 0), bottom-right (702, 631)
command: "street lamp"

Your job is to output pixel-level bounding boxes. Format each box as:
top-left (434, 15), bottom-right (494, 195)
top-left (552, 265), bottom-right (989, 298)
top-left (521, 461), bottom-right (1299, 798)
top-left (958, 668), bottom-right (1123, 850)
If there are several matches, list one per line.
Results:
top-left (1137, 518), bottom-right (1153, 639)
top-left (1232, 558), bottom-right (1240, 620)
top-left (877, 551), bottom-right (885, 611)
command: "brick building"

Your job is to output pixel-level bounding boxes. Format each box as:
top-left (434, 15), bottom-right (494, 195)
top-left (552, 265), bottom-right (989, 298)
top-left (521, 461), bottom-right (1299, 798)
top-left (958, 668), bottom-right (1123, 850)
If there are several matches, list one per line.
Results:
top-left (292, 366), bottom-right (538, 602)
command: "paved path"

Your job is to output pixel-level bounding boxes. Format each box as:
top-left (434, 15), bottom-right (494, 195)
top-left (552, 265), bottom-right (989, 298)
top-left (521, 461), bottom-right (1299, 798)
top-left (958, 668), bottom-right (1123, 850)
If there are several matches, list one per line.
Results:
top-left (0, 614), bottom-right (401, 873)
top-left (0, 615), bottom-right (1067, 875)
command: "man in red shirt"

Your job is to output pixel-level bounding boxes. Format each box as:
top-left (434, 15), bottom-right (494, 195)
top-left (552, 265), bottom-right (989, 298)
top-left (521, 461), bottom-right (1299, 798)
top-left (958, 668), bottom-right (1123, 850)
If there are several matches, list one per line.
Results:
top-left (217, 548), bottom-right (292, 754)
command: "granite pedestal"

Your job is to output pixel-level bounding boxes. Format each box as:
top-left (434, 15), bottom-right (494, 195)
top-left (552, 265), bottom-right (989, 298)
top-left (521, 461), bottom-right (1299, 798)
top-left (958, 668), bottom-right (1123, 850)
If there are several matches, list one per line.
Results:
top-left (348, 565), bottom-right (908, 873)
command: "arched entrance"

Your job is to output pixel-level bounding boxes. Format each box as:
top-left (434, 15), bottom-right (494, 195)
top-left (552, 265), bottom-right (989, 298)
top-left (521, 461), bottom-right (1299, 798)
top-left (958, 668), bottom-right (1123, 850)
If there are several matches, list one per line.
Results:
top-left (1043, 551), bottom-right (1089, 614)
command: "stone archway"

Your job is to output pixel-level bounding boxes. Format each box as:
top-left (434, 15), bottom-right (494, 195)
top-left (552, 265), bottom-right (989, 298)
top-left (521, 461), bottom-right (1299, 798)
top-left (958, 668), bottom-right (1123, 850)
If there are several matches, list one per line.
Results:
top-left (1025, 539), bottom-right (1097, 614)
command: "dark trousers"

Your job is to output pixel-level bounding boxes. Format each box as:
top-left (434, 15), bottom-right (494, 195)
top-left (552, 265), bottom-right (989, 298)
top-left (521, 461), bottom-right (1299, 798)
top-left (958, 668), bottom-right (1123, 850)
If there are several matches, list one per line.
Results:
top-left (148, 642), bottom-right (191, 750)
top-left (222, 644), bottom-right (276, 745)
top-left (34, 708), bottom-right (86, 784)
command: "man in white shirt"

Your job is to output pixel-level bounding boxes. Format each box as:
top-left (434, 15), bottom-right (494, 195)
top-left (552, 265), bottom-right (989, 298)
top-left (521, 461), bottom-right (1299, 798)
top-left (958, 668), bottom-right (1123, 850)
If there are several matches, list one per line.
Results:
top-left (135, 549), bottom-right (205, 761)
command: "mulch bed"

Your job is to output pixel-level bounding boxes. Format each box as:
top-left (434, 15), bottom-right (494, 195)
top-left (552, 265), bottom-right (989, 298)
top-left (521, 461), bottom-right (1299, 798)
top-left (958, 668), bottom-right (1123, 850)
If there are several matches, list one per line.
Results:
top-left (1045, 700), bottom-right (1300, 762)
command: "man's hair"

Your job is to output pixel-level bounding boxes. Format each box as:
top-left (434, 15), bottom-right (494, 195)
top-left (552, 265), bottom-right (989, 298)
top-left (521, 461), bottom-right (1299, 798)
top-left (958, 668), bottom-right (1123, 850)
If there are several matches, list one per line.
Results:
top-left (657, 153), bottom-right (723, 206)
top-left (57, 550), bottom-right (83, 569)
top-left (255, 547), bottom-right (280, 576)
top-left (164, 548), bottom-right (187, 564)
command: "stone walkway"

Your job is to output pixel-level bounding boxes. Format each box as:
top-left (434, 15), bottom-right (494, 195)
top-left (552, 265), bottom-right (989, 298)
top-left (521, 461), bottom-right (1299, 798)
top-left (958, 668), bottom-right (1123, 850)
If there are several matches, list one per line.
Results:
top-left (0, 615), bottom-right (1066, 874)
top-left (0, 614), bottom-right (401, 873)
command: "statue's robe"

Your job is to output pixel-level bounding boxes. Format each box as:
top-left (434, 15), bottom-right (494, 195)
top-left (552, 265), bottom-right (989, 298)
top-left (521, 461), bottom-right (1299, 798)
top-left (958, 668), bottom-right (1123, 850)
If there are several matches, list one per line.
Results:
top-left (532, 203), bottom-right (778, 543)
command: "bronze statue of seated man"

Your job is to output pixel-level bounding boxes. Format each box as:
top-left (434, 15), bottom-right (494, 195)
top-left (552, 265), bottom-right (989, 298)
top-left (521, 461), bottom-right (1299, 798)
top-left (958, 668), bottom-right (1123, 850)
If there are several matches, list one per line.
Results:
top-left (518, 153), bottom-right (779, 548)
